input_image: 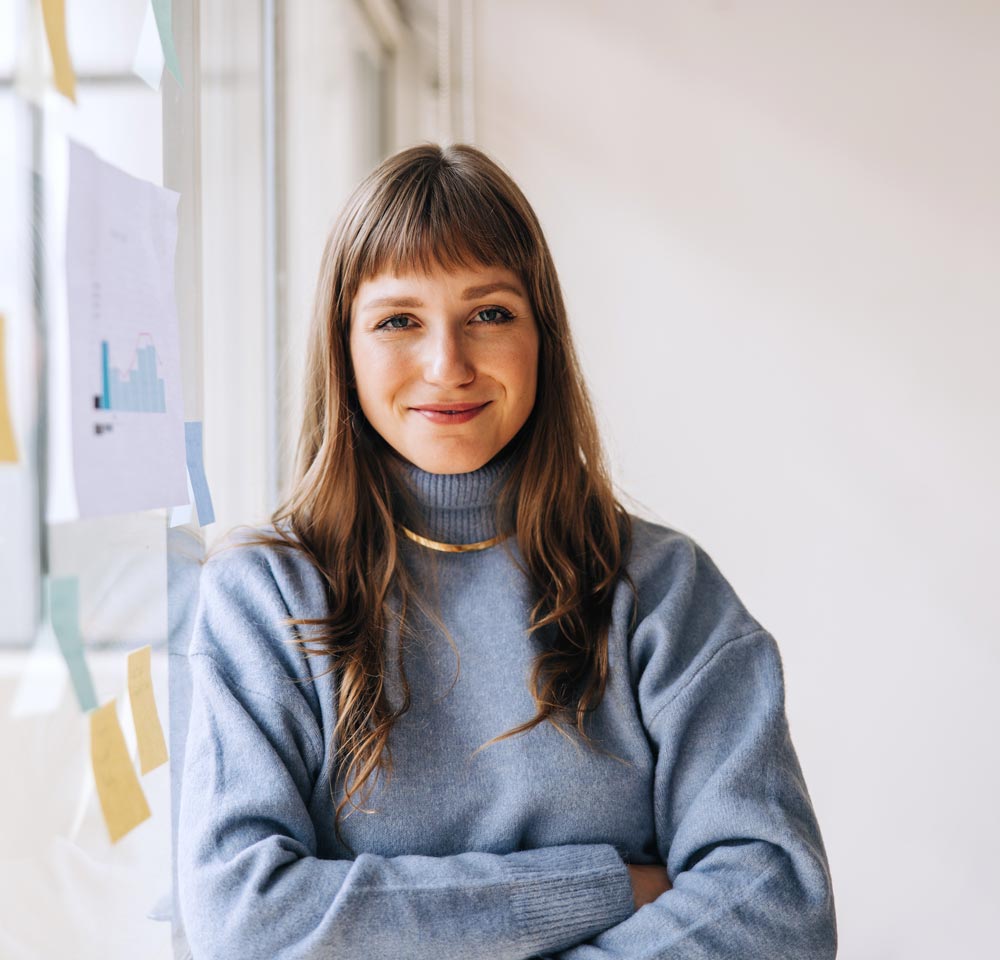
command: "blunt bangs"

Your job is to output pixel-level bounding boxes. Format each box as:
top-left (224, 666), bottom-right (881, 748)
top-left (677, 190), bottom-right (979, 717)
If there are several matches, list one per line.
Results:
top-left (346, 150), bottom-right (537, 289)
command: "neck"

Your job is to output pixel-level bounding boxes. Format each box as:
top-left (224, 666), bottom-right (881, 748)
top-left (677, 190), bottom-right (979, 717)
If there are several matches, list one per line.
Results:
top-left (389, 450), bottom-right (517, 545)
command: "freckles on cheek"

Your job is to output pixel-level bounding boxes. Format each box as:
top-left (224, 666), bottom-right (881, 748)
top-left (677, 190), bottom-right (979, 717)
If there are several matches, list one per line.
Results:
top-left (356, 351), bottom-right (409, 406)
top-left (373, 353), bottom-right (406, 384)
top-left (502, 339), bottom-right (540, 382)
top-left (353, 340), bottom-right (389, 375)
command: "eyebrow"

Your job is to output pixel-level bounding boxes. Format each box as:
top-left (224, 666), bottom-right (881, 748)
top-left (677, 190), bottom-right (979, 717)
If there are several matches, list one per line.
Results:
top-left (360, 281), bottom-right (527, 312)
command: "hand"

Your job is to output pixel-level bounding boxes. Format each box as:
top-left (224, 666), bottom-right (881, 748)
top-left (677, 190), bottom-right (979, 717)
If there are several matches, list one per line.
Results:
top-left (626, 863), bottom-right (672, 910)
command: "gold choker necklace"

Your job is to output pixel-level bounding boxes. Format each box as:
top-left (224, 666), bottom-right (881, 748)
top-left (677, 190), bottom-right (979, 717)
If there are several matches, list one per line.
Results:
top-left (398, 525), bottom-right (505, 553)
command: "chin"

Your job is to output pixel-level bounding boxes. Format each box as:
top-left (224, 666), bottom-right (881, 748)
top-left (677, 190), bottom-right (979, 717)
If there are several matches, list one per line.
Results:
top-left (405, 448), bottom-right (495, 475)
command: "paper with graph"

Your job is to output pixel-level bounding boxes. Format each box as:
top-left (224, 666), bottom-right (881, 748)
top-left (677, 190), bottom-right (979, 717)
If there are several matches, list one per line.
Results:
top-left (66, 141), bottom-right (188, 517)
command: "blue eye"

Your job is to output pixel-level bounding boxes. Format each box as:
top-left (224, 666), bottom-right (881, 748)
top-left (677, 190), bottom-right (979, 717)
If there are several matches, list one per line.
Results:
top-left (476, 306), bottom-right (514, 324)
top-left (377, 315), bottom-right (412, 330)
top-left (375, 307), bottom-right (514, 332)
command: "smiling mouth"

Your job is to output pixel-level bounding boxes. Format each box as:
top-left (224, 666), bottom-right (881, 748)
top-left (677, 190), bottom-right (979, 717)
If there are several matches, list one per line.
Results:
top-left (412, 402), bottom-right (490, 412)
top-left (412, 403), bottom-right (491, 423)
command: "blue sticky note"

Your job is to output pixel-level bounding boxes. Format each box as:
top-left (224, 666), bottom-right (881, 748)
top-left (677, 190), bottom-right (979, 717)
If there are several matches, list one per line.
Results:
top-left (184, 420), bottom-right (215, 526)
top-left (151, 0), bottom-right (183, 86)
top-left (48, 576), bottom-right (98, 713)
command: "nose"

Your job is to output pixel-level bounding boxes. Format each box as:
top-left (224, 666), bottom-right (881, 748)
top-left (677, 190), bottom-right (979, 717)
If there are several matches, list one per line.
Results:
top-left (423, 324), bottom-right (475, 388)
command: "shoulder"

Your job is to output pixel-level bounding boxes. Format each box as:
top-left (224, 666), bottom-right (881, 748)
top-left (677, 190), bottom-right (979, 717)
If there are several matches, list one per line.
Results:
top-left (621, 514), bottom-right (769, 694)
top-left (625, 515), bottom-right (760, 626)
top-left (186, 525), bottom-right (328, 763)
top-left (191, 524), bottom-right (330, 688)
top-left (201, 523), bottom-right (329, 614)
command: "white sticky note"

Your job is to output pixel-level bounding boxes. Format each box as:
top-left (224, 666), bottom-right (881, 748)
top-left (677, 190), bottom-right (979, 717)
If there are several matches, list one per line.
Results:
top-left (168, 467), bottom-right (194, 527)
top-left (132, 0), bottom-right (165, 91)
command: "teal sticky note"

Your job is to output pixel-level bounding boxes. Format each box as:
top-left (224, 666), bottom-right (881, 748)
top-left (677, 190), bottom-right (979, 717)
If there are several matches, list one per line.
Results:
top-left (151, 0), bottom-right (183, 86)
top-left (48, 576), bottom-right (98, 713)
top-left (184, 420), bottom-right (215, 526)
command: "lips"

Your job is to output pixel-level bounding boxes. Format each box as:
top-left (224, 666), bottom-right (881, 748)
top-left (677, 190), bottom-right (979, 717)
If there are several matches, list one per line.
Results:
top-left (411, 401), bottom-right (491, 424)
top-left (412, 402), bottom-right (489, 412)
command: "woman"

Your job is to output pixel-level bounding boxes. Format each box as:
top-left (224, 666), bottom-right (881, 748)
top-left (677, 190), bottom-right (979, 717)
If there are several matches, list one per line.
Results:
top-left (177, 143), bottom-right (836, 958)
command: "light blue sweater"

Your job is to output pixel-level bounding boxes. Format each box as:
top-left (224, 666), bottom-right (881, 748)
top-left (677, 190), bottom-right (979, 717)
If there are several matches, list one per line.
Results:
top-left (176, 454), bottom-right (836, 958)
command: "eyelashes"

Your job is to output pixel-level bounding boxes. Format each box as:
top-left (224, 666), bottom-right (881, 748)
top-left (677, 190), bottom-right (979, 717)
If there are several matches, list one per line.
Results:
top-left (375, 306), bottom-right (515, 332)
top-left (474, 306), bottom-right (515, 325)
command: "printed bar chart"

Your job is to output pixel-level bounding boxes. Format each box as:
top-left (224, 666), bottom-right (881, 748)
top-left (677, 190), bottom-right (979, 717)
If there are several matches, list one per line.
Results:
top-left (67, 141), bottom-right (187, 518)
top-left (94, 335), bottom-right (166, 413)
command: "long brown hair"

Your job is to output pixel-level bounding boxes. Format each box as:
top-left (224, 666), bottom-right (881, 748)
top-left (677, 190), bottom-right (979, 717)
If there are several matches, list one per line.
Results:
top-left (242, 143), bottom-right (635, 846)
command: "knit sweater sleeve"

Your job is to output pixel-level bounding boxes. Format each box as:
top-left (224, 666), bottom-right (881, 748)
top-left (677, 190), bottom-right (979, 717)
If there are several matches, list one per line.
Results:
top-left (176, 546), bottom-right (634, 960)
top-left (550, 532), bottom-right (837, 959)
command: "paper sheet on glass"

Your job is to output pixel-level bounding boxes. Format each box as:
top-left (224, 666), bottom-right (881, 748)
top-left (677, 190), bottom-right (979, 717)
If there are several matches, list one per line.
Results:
top-left (65, 141), bottom-right (188, 518)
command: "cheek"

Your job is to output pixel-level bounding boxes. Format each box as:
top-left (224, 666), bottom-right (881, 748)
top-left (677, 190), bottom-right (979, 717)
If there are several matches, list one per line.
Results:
top-left (500, 335), bottom-right (539, 409)
top-left (519, 330), bottom-right (540, 389)
top-left (352, 343), bottom-right (409, 398)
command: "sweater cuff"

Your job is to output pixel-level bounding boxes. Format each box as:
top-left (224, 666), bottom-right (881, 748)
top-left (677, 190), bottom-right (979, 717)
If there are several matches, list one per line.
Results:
top-left (506, 844), bottom-right (634, 954)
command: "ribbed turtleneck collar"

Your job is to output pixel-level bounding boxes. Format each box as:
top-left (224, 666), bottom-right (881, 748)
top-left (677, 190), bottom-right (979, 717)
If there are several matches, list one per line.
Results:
top-left (389, 449), bottom-right (517, 545)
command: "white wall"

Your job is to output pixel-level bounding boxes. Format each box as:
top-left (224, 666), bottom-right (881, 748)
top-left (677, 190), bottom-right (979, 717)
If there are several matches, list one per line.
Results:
top-left (473, 2), bottom-right (1000, 957)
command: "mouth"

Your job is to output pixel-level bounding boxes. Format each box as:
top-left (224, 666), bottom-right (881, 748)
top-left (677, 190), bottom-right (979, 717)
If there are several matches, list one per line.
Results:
top-left (411, 402), bottom-right (491, 424)
top-left (412, 402), bottom-right (490, 413)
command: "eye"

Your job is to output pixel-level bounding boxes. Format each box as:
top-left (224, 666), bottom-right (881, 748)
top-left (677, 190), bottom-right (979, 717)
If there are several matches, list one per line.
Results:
top-left (474, 306), bottom-right (514, 324)
top-left (376, 314), bottom-right (413, 331)
top-left (374, 307), bottom-right (515, 331)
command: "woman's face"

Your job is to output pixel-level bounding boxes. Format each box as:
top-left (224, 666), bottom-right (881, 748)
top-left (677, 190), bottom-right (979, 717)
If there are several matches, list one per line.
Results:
top-left (349, 261), bottom-right (540, 475)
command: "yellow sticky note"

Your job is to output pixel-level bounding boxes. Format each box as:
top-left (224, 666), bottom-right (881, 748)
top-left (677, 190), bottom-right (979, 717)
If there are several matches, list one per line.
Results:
top-left (90, 699), bottom-right (151, 843)
top-left (0, 314), bottom-right (17, 463)
top-left (127, 645), bottom-right (169, 774)
top-left (40, 0), bottom-right (76, 102)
